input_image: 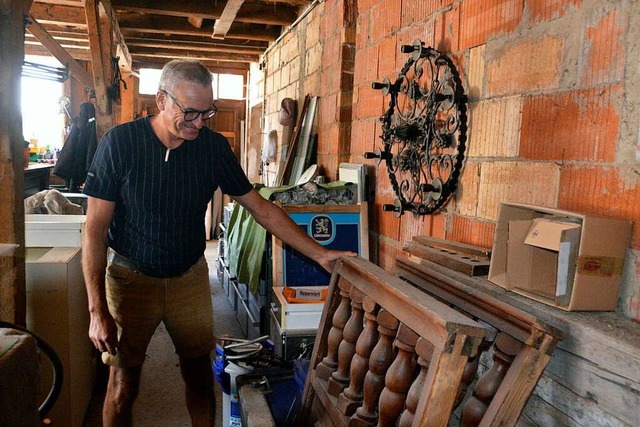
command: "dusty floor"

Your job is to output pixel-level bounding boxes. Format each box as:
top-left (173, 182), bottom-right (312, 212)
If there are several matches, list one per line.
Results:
top-left (82, 240), bottom-right (244, 426)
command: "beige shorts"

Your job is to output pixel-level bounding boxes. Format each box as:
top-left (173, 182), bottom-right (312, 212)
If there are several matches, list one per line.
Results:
top-left (104, 255), bottom-right (214, 367)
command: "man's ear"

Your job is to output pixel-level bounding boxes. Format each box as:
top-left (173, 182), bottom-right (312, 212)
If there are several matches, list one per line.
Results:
top-left (156, 91), bottom-right (167, 111)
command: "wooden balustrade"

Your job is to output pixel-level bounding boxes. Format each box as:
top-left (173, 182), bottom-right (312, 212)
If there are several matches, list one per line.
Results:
top-left (396, 238), bottom-right (564, 426)
top-left (328, 287), bottom-right (365, 396)
top-left (337, 296), bottom-right (379, 416)
top-left (299, 257), bottom-right (486, 427)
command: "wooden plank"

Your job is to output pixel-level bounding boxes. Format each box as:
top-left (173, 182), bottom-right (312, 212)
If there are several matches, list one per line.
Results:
top-left (525, 375), bottom-right (629, 426)
top-left (480, 334), bottom-right (555, 426)
top-left (414, 339), bottom-right (473, 426)
top-left (413, 235), bottom-right (492, 259)
top-left (404, 241), bottom-right (491, 276)
top-left (26, 16), bottom-right (94, 88)
top-left (213, 0), bottom-right (245, 38)
top-left (543, 346), bottom-right (640, 426)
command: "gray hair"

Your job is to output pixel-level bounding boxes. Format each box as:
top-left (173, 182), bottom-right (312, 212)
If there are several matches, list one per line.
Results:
top-left (158, 60), bottom-right (212, 93)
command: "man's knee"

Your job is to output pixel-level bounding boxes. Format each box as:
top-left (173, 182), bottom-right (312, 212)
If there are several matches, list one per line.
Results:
top-left (107, 366), bottom-right (142, 408)
top-left (180, 355), bottom-right (213, 389)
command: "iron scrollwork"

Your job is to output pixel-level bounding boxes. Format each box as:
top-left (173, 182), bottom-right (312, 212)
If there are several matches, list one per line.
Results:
top-left (365, 39), bottom-right (468, 217)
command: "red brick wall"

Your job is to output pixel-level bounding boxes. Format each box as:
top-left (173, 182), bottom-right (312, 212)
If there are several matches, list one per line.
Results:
top-left (255, 0), bottom-right (640, 320)
top-left (350, 0), bottom-right (640, 321)
top-left (255, 0), bottom-right (356, 184)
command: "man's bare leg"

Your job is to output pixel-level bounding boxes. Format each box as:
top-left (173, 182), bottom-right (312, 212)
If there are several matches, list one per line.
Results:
top-left (103, 365), bottom-right (143, 427)
top-left (180, 354), bottom-right (215, 427)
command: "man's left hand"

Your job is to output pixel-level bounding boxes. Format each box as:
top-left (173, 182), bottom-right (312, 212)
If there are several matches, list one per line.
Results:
top-left (317, 249), bottom-right (358, 273)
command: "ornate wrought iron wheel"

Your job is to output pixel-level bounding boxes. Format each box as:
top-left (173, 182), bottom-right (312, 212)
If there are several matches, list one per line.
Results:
top-left (365, 39), bottom-right (468, 217)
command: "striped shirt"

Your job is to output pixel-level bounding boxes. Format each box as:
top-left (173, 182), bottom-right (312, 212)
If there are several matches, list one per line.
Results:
top-left (84, 116), bottom-right (252, 277)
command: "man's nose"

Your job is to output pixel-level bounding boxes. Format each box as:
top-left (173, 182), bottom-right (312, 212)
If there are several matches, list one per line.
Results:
top-left (192, 114), bottom-right (205, 128)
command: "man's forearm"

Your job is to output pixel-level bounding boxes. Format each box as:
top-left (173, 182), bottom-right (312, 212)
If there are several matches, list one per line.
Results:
top-left (82, 230), bottom-right (109, 314)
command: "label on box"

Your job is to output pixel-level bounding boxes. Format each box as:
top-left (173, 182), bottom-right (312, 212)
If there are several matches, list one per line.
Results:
top-left (577, 256), bottom-right (624, 277)
top-left (282, 286), bottom-right (327, 303)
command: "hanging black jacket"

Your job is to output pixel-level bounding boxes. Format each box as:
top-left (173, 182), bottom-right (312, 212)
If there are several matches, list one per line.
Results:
top-left (53, 102), bottom-right (97, 186)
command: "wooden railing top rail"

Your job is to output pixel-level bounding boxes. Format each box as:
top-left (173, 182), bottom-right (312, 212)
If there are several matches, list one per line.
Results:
top-left (397, 255), bottom-right (564, 346)
top-left (335, 257), bottom-right (486, 351)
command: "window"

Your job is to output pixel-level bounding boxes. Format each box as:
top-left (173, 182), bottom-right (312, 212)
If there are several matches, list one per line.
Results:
top-left (138, 68), bottom-right (163, 95)
top-left (138, 68), bottom-right (244, 100)
top-left (217, 74), bottom-right (244, 100)
top-left (21, 56), bottom-right (65, 150)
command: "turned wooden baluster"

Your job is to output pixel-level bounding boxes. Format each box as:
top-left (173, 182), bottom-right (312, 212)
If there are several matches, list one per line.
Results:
top-left (349, 310), bottom-right (399, 427)
top-left (461, 332), bottom-right (522, 426)
top-left (317, 277), bottom-right (353, 380)
top-left (454, 324), bottom-right (497, 410)
top-left (377, 324), bottom-right (418, 426)
top-left (329, 287), bottom-right (366, 396)
top-left (398, 338), bottom-right (434, 427)
top-left (338, 296), bottom-right (380, 416)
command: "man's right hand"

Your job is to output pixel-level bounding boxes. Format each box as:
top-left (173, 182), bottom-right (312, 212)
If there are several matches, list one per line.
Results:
top-left (89, 307), bottom-right (118, 355)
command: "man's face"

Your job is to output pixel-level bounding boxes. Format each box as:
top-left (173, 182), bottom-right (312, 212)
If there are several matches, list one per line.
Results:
top-left (160, 82), bottom-right (215, 141)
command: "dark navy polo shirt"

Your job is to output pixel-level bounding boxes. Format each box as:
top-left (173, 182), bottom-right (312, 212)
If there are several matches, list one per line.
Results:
top-left (84, 116), bottom-right (252, 277)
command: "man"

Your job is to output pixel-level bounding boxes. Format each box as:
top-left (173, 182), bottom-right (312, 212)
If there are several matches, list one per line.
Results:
top-left (82, 60), bottom-right (353, 426)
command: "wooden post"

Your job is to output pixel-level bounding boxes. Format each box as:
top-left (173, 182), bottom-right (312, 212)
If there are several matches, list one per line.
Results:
top-left (0, 0), bottom-right (34, 325)
top-left (120, 72), bottom-right (138, 124)
top-left (84, 0), bottom-right (114, 140)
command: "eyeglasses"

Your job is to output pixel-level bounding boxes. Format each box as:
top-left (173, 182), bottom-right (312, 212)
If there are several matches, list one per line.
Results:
top-left (162, 90), bottom-right (217, 121)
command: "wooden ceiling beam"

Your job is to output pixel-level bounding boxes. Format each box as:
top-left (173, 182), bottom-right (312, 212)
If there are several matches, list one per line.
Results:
top-left (126, 41), bottom-right (263, 56)
top-left (123, 34), bottom-right (268, 50)
top-left (212, 0), bottom-right (244, 39)
top-left (24, 45), bottom-right (253, 72)
top-left (84, 0), bottom-right (113, 138)
top-left (25, 32), bottom-right (87, 43)
top-left (111, 0), bottom-right (297, 26)
top-left (33, 0), bottom-right (84, 6)
top-left (133, 58), bottom-right (250, 73)
top-left (26, 16), bottom-right (94, 88)
top-left (25, 44), bottom-right (91, 61)
top-left (30, 2), bottom-right (86, 26)
top-left (262, 0), bottom-right (311, 5)
top-left (25, 39), bottom-right (89, 49)
top-left (118, 17), bottom-right (280, 42)
top-left (100, 0), bottom-right (132, 72)
top-left (129, 47), bottom-right (259, 63)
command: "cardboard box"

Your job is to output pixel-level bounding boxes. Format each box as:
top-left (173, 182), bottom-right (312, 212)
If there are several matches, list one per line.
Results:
top-left (489, 203), bottom-right (631, 311)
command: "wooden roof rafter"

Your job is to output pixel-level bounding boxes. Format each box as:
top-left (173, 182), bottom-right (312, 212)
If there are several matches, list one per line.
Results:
top-left (26, 15), bottom-right (94, 88)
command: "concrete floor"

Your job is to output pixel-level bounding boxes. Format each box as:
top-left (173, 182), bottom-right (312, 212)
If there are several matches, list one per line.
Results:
top-left (82, 240), bottom-right (244, 426)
